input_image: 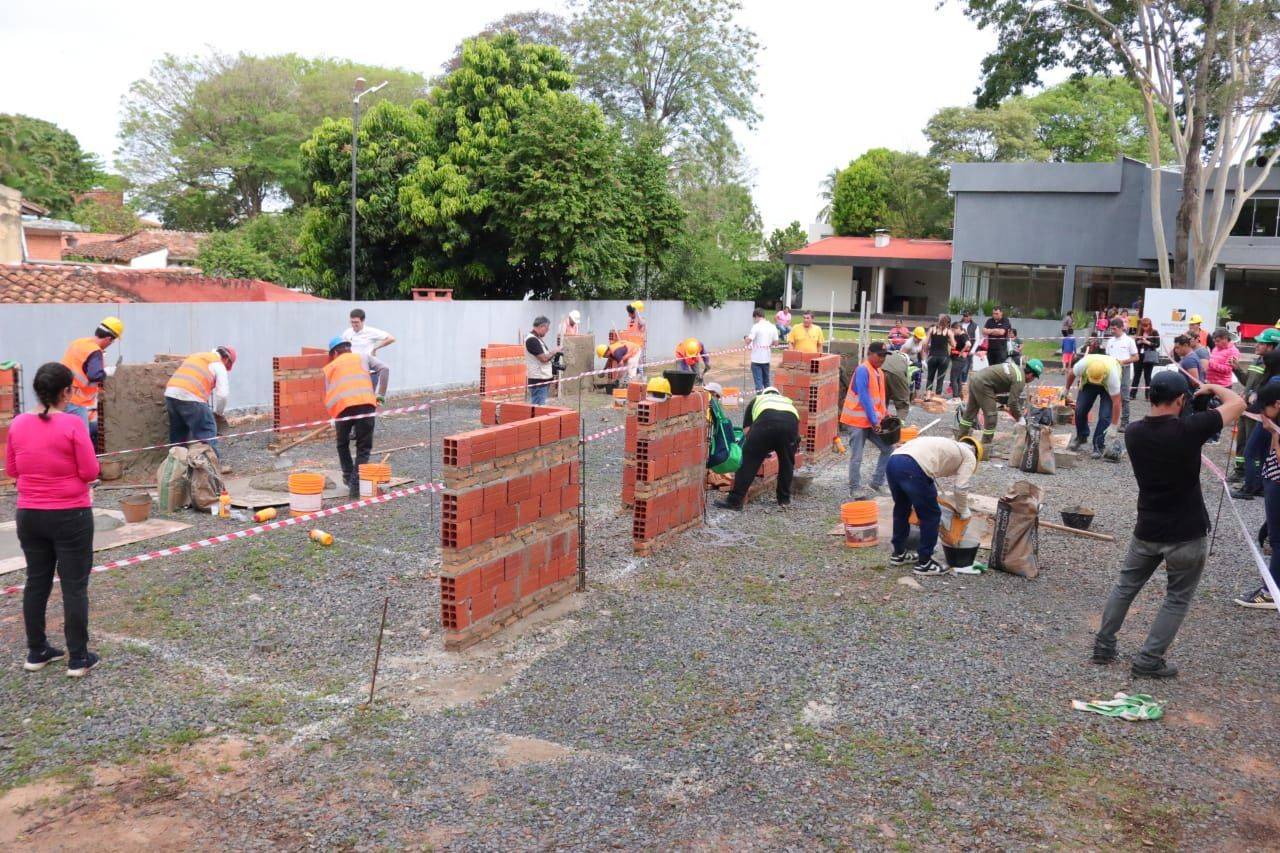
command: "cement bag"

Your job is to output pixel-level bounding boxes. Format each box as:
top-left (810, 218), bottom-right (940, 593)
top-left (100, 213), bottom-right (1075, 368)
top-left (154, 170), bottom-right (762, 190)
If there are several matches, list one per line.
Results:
top-left (1009, 422), bottom-right (1056, 474)
top-left (989, 480), bottom-right (1041, 579)
top-left (1101, 426), bottom-right (1126, 463)
top-left (186, 443), bottom-right (225, 510)
top-left (156, 446), bottom-right (191, 512)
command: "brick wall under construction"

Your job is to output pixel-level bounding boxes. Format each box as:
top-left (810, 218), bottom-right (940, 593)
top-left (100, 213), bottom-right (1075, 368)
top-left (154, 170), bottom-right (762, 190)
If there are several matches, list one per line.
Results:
top-left (272, 348), bottom-right (329, 445)
top-left (479, 344), bottom-right (525, 401)
top-left (628, 388), bottom-right (709, 555)
top-left (0, 365), bottom-right (18, 485)
top-left (439, 400), bottom-right (581, 650)
top-left (774, 351), bottom-right (841, 460)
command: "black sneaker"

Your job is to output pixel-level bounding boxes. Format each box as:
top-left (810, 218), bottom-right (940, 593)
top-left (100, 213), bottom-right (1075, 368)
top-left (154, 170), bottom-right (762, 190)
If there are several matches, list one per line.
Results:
top-left (66, 652), bottom-right (100, 678)
top-left (1090, 448), bottom-right (1103, 460)
top-left (912, 557), bottom-right (947, 577)
top-left (1131, 660), bottom-right (1178, 680)
top-left (888, 551), bottom-right (913, 566)
top-left (1230, 488), bottom-right (1260, 501)
top-left (24, 645), bottom-right (65, 672)
top-left (1233, 586), bottom-right (1276, 609)
top-left (713, 498), bottom-right (743, 511)
top-left (1067, 435), bottom-right (1085, 452)
top-left (1090, 649), bottom-right (1117, 665)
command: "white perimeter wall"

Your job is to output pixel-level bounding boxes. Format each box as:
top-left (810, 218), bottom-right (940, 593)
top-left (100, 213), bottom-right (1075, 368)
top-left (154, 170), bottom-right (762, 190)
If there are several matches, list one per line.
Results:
top-left (0, 299), bottom-right (754, 412)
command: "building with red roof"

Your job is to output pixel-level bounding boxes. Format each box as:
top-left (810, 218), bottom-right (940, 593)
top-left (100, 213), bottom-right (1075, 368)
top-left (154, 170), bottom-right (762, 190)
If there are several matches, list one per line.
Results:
top-left (784, 231), bottom-right (953, 316)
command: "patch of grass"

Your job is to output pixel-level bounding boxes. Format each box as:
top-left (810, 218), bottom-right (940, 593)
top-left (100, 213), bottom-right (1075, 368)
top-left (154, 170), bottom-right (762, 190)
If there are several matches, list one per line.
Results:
top-left (140, 761), bottom-right (186, 801)
top-left (229, 688), bottom-right (288, 729)
top-left (792, 723), bottom-right (927, 770)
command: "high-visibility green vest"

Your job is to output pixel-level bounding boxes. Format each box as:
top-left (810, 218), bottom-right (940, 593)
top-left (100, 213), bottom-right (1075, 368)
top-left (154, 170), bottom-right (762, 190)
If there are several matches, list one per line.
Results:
top-left (751, 392), bottom-right (799, 421)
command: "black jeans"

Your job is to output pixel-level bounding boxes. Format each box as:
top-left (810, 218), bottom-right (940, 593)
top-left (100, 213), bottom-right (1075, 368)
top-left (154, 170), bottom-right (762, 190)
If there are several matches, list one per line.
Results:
top-left (948, 358), bottom-right (966, 398)
top-left (925, 355), bottom-right (949, 394)
top-left (1131, 361), bottom-right (1156, 398)
top-left (336, 404), bottom-right (376, 496)
top-left (17, 507), bottom-right (94, 658)
top-left (728, 412), bottom-right (800, 506)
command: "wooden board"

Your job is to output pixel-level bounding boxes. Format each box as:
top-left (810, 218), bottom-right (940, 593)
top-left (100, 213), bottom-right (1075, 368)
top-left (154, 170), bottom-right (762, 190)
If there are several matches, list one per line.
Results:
top-left (224, 469), bottom-right (414, 510)
top-left (0, 509), bottom-right (190, 576)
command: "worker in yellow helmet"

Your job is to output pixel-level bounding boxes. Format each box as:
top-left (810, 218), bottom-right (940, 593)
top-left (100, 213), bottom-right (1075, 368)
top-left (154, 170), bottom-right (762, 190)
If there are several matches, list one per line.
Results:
top-left (1186, 314), bottom-right (1209, 349)
top-left (596, 338), bottom-right (632, 390)
top-left (59, 316), bottom-right (123, 440)
top-left (675, 337), bottom-right (709, 381)
top-left (1062, 352), bottom-right (1123, 458)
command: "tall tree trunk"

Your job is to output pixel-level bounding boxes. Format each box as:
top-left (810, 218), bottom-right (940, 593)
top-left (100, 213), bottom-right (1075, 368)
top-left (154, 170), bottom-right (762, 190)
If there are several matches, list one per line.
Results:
top-left (1177, 0), bottom-right (1220, 289)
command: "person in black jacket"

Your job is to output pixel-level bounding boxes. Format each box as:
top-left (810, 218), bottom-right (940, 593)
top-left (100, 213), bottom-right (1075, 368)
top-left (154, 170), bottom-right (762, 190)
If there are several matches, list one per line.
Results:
top-left (715, 389), bottom-right (801, 511)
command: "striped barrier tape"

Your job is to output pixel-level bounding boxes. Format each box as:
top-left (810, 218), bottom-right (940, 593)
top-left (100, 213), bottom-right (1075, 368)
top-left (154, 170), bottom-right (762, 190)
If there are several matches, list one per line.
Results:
top-left (1200, 453), bottom-right (1280, 614)
top-left (91, 341), bottom-right (785, 460)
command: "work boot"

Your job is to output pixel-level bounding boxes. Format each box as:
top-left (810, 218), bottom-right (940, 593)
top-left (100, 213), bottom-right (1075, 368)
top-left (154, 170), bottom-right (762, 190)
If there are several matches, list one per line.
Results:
top-left (1090, 448), bottom-right (1103, 460)
top-left (1067, 435), bottom-right (1085, 452)
top-left (1131, 660), bottom-right (1178, 680)
top-left (1089, 646), bottom-right (1117, 665)
top-left (713, 497), bottom-right (743, 511)
top-left (1230, 487), bottom-right (1260, 501)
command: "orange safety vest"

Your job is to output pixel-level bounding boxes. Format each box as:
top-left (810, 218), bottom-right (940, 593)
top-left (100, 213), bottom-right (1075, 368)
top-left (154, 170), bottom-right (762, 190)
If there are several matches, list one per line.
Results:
top-left (840, 360), bottom-right (887, 428)
top-left (605, 341), bottom-right (629, 361)
top-left (675, 340), bottom-right (703, 366)
top-left (166, 352), bottom-right (220, 402)
top-left (322, 352), bottom-right (377, 418)
top-left (61, 337), bottom-right (103, 419)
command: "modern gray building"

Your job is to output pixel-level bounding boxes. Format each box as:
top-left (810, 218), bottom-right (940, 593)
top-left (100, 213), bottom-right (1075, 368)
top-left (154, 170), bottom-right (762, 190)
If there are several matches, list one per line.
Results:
top-left (948, 156), bottom-right (1280, 323)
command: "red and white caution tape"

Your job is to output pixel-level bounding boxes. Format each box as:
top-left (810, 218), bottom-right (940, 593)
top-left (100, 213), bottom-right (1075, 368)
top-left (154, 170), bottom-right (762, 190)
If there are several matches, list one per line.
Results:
top-left (0, 482), bottom-right (445, 598)
top-left (583, 423), bottom-right (627, 443)
top-left (1200, 452), bottom-right (1280, 613)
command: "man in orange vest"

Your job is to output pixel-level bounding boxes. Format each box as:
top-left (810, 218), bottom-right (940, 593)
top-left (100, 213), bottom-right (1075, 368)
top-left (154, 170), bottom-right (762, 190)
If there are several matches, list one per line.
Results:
top-left (841, 341), bottom-right (893, 498)
top-left (675, 338), bottom-right (709, 380)
top-left (324, 336), bottom-right (389, 498)
top-left (163, 346), bottom-right (236, 460)
top-left (60, 316), bottom-right (123, 440)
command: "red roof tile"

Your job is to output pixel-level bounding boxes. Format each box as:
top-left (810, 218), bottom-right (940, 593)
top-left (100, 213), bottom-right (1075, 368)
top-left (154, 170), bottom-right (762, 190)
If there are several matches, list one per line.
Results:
top-left (786, 236), bottom-right (953, 262)
top-left (63, 229), bottom-right (210, 263)
top-left (0, 264), bottom-right (135, 304)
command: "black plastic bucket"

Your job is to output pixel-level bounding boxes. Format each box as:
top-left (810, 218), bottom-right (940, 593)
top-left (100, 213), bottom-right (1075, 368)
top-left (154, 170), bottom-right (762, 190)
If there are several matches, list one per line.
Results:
top-left (663, 369), bottom-right (696, 396)
top-left (942, 539), bottom-right (980, 569)
top-left (878, 415), bottom-right (902, 445)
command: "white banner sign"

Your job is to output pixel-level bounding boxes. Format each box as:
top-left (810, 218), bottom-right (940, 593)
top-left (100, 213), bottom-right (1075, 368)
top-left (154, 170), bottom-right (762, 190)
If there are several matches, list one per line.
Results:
top-left (1142, 287), bottom-right (1221, 355)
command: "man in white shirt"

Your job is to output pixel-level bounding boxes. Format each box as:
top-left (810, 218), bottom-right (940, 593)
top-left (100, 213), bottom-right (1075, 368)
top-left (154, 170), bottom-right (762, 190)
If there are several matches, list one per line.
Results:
top-left (341, 308), bottom-right (396, 357)
top-left (744, 308), bottom-right (779, 392)
top-left (163, 346), bottom-right (235, 462)
top-left (1104, 323), bottom-right (1140, 426)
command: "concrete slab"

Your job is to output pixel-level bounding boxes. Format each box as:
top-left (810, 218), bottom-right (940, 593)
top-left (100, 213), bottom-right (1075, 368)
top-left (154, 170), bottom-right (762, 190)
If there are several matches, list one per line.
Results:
top-left (0, 509), bottom-right (191, 575)
top-left (224, 468), bottom-right (414, 510)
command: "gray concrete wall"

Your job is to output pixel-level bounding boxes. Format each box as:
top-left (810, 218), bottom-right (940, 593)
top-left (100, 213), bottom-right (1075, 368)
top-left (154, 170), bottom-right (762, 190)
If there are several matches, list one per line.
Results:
top-left (0, 299), bottom-right (753, 412)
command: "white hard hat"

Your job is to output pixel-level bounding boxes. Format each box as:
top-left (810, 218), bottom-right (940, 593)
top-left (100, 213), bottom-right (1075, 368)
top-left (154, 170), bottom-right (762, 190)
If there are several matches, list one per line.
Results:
top-left (568, 310), bottom-right (581, 323)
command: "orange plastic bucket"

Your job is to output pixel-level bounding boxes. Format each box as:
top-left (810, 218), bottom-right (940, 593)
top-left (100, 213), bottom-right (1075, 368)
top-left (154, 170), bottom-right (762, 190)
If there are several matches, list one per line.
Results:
top-left (840, 500), bottom-right (879, 548)
top-left (358, 463), bottom-right (393, 498)
top-left (288, 472), bottom-right (326, 516)
top-left (898, 425), bottom-right (919, 444)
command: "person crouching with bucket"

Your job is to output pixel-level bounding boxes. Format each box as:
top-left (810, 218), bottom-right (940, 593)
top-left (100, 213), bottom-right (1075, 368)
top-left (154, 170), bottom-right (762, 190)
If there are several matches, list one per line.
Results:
top-left (885, 436), bottom-right (983, 577)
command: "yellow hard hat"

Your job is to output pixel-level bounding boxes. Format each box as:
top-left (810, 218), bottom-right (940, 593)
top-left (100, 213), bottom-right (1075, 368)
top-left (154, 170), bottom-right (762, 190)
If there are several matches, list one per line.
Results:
top-left (646, 376), bottom-right (671, 397)
top-left (1274, 318), bottom-right (1280, 328)
top-left (596, 344), bottom-right (608, 358)
top-left (1188, 314), bottom-right (1203, 324)
top-left (1085, 357), bottom-right (1110, 385)
top-left (99, 316), bottom-right (124, 338)
top-left (629, 300), bottom-right (645, 313)
top-left (682, 338), bottom-right (701, 356)
top-left (913, 326), bottom-right (926, 339)
top-left (958, 436), bottom-right (984, 463)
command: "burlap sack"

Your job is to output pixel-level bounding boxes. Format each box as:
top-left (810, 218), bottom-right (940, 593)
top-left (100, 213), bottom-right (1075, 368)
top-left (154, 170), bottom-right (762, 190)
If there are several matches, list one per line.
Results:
top-left (989, 480), bottom-right (1041, 578)
top-left (156, 446), bottom-right (191, 512)
top-left (186, 443), bottom-right (225, 510)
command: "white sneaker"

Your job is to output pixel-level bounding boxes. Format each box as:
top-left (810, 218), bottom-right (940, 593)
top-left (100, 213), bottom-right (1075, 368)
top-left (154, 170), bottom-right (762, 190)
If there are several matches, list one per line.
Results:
top-left (912, 558), bottom-right (948, 577)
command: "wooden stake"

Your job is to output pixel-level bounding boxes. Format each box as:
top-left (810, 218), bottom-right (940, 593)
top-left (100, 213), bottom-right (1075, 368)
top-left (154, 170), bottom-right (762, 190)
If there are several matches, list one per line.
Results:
top-left (367, 595), bottom-right (390, 706)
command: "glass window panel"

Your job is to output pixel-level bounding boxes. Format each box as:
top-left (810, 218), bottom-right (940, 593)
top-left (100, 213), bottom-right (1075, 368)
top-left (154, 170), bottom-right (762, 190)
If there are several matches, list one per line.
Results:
top-left (1252, 197), bottom-right (1279, 237)
top-left (1231, 199), bottom-right (1255, 237)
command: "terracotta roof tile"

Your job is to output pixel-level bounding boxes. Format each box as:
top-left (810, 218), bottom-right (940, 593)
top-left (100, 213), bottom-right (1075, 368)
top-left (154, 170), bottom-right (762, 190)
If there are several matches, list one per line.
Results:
top-left (786, 236), bottom-right (953, 262)
top-left (0, 264), bottom-right (135, 304)
top-left (64, 229), bottom-right (210, 263)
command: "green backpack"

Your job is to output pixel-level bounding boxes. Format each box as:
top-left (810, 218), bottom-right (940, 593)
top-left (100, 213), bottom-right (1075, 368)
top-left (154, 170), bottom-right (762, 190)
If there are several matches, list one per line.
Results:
top-left (707, 398), bottom-right (743, 474)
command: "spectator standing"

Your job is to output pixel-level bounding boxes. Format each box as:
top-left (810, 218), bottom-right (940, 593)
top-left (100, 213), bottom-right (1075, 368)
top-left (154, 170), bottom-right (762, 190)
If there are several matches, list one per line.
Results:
top-left (525, 317), bottom-right (561, 406)
top-left (1232, 335), bottom-right (1280, 499)
top-left (841, 341), bottom-right (893, 498)
top-left (1206, 328), bottom-right (1241, 386)
top-left (1131, 317), bottom-right (1161, 401)
top-left (1171, 335), bottom-right (1205, 383)
top-left (1233, 382), bottom-right (1280, 608)
top-left (1092, 373), bottom-right (1245, 677)
top-left (924, 315), bottom-right (953, 396)
top-left (1105, 322), bottom-right (1140, 426)
top-left (342, 308), bottom-right (396, 357)
top-left (4, 363), bottom-right (101, 677)
top-left (948, 322), bottom-right (971, 398)
top-left (983, 307), bottom-right (1013, 365)
top-left (1063, 353), bottom-right (1123, 458)
top-left (1061, 320), bottom-right (1078, 371)
top-left (958, 311), bottom-right (978, 385)
top-left (788, 311), bottom-right (826, 353)
top-left (745, 309), bottom-right (779, 392)
top-left (775, 305), bottom-right (792, 341)
top-left (1186, 314), bottom-right (1209, 349)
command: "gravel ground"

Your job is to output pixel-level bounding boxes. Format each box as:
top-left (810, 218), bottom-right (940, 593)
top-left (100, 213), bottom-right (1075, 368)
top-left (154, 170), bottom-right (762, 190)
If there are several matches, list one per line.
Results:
top-left (2, 364), bottom-right (1279, 850)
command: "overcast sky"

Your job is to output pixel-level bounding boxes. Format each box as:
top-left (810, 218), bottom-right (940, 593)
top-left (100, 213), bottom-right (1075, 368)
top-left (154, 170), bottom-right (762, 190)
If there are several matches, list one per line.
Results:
top-left (1, 0), bottom-right (996, 232)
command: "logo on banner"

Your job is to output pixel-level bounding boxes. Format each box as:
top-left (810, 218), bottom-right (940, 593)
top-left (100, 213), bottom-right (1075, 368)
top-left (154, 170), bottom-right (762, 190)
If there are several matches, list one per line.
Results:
top-left (1170, 308), bottom-right (1186, 321)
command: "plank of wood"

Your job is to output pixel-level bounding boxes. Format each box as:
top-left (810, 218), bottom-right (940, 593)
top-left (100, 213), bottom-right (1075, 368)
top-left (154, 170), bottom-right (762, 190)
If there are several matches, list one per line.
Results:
top-left (270, 425), bottom-right (332, 456)
top-left (0, 510), bottom-right (191, 576)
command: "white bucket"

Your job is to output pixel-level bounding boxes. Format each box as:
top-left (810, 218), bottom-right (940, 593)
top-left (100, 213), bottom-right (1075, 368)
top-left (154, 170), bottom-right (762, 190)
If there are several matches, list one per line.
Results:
top-left (289, 491), bottom-right (323, 516)
top-left (359, 478), bottom-right (381, 498)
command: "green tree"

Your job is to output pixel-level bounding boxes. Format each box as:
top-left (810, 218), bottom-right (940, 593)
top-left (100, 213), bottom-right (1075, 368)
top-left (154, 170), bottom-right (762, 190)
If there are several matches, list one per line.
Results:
top-left (70, 199), bottom-right (141, 233)
top-left (570, 0), bottom-right (760, 175)
top-left (118, 52), bottom-right (426, 229)
top-left (443, 10), bottom-right (572, 72)
top-left (0, 114), bottom-right (99, 216)
top-left (197, 213), bottom-right (308, 286)
top-left (651, 181), bottom-right (762, 306)
top-left (764, 221), bottom-right (808, 262)
top-left (832, 149), bottom-right (951, 239)
top-left (924, 101), bottom-right (1047, 163)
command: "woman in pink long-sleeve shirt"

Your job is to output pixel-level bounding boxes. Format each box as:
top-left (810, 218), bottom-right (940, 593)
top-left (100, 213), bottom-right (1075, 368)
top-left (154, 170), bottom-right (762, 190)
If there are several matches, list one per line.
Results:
top-left (1206, 328), bottom-right (1241, 387)
top-left (4, 363), bottom-right (101, 677)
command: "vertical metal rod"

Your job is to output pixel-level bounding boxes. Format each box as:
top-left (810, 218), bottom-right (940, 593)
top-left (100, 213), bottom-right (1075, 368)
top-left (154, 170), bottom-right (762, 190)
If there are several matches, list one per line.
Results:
top-left (1209, 483), bottom-right (1227, 557)
top-left (367, 594), bottom-right (389, 705)
top-left (577, 377), bottom-right (587, 592)
top-left (350, 98), bottom-right (359, 302)
top-left (427, 404), bottom-right (435, 536)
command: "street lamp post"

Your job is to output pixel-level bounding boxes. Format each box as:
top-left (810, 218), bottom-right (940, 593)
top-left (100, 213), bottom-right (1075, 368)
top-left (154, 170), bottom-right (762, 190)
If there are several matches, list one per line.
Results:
top-left (350, 77), bottom-right (389, 302)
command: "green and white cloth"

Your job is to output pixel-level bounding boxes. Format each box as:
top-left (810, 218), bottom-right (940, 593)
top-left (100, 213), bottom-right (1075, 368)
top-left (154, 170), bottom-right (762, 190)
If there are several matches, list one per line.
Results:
top-left (1071, 692), bottom-right (1164, 721)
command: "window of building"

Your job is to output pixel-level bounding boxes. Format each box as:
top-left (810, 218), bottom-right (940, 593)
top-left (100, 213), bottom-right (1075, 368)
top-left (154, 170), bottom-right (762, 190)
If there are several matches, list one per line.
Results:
top-left (961, 262), bottom-right (1064, 316)
top-left (1222, 267), bottom-right (1280, 323)
top-left (1230, 196), bottom-right (1280, 237)
top-left (1073, 266), bottom-right (1158, 313)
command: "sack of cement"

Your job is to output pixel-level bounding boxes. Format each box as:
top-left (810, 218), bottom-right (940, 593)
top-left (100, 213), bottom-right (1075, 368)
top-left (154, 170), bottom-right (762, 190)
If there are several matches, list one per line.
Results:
top-left (1008, 422), bottom-right (1056, 475)
top-left (156, 446), bottom-right (192, 512)
top-left (989, 480), bottom-right (1041, 579)
top-left (1101, 426), bottom-right (1126, 463)
top-left (186, 443), bottom-right (226, 510)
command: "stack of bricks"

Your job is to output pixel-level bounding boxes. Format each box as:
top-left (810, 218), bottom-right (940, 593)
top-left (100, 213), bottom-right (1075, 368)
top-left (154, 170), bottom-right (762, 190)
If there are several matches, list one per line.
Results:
top-left (0, 365), bottom-right (18, 485)
top-left (272, 347), bottom-right (330, 444)
top-left (439, 400), bottom-right (581, 650)
top-left (479, 344), bottom-right (525, 401)
top-left (774, 350), bottom-right (842, 460)
top-left (628, 387), bottom-right (709, 555)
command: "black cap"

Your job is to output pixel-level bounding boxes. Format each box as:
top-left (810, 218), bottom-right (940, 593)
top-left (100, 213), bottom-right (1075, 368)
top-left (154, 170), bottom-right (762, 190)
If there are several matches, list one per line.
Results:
top-left (1149, 371), bottom-right (1191, 403)
top-left (867, 341), bottom-right (887, 356)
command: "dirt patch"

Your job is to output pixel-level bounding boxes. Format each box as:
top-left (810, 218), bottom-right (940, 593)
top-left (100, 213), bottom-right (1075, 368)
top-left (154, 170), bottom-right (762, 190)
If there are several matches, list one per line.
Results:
top-left (491, 734), bottom-right (576, 769)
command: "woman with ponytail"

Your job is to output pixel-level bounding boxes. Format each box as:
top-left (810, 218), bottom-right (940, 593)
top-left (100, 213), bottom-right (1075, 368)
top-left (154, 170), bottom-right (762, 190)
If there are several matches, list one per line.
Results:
top-left (4, 363), bottom-right (100, 676)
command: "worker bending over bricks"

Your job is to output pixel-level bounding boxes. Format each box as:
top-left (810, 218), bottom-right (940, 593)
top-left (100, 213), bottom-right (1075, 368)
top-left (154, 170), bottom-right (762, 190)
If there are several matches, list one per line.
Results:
top-left (163, 345), bottom-right (237, 463)
top-left (715, 387), bottom-right (800, 511)
top-left (956, 359), bottom-right (1042, 448)
top-left (887, 436), bottom-right (983, 577)
top-left (324, 336), bottom-right (389, 499)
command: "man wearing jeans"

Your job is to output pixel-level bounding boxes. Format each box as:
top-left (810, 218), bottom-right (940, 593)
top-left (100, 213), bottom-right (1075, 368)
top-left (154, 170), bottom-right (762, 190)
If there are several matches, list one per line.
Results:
top-left (525, 317), bottom-right (561, 406)
top-left (1091, 373), bottom-right (1244, 678)
top-left (887, 436), bottom-right (981, 577)
top-left (1063, 353), bottom-right (1122, 458)
top-left (745, 308), bottom-right (779, 392)
top-left (841, 341), bottom-right (893, 498)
